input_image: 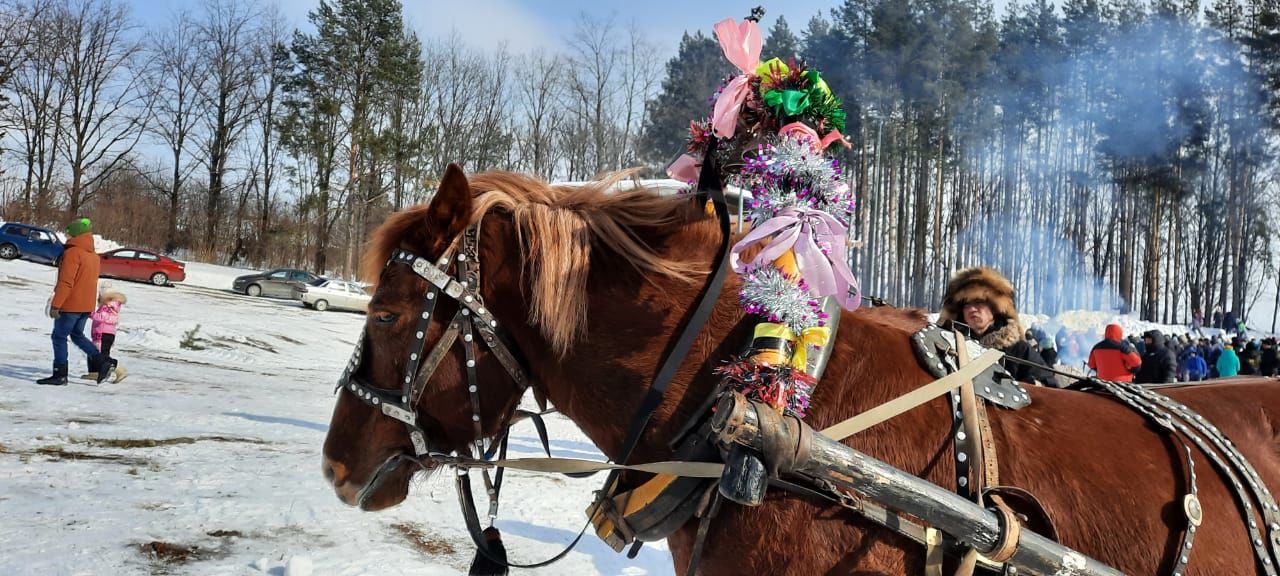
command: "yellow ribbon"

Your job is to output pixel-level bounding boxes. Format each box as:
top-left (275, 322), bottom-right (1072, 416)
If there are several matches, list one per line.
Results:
top-left (752, 322), bottom-right (832, 372)
top-left (755, 57), bottom-right (789, 85)
top-left (793, 326), bottom-right (831, 371)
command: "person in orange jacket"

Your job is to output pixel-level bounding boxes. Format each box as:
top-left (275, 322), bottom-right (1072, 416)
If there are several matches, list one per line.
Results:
top-left (1087, 323), bottom-right (1143, 382)
top-left (37, 217), bottom-right (109, 386)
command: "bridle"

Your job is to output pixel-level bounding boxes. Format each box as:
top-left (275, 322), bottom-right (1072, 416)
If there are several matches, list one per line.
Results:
top-left (334, 216), bottom-right (545, 565)
top-left (336, 219), bottom-right (529, 461)
top-left (330, 211), bottom-right (629, 569)
top-left (332, 147), bottom-right (732, 570)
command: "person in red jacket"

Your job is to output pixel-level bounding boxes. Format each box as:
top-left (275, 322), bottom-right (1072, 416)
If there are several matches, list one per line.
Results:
top-left (37, 217), bottom-right (109, 386)
top-left (1088, 323), bottom-right (1143, 382)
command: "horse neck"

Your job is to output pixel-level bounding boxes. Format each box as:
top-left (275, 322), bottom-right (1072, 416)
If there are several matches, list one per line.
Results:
top-left (525, 215), bottom-right (746, 463)
top-left (483, 209), bottom-right (941, 476)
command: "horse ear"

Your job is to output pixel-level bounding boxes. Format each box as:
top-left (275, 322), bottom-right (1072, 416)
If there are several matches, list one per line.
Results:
top-left (425, 163), bottom-right (473, 245)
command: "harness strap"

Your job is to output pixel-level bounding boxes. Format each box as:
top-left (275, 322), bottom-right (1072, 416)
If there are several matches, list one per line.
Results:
top-left (458, 472), bottom-right (593, 569)
top-left (821, 349), bottom-right (1005, 441)
top-left (431, 454), bottom-right (726, 477)
top-left (611, 141), bottom-right (732, 472)
top-left (952, 333), bottom-right (986, 576)
top-left (684, 486), bottom-right (722, 576)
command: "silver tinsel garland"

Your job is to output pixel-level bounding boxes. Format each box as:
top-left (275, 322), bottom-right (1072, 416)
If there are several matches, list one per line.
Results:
top-left (739, 265), bottom-right (827, 333)
top-left (733, 136), bottom-right (856, 225)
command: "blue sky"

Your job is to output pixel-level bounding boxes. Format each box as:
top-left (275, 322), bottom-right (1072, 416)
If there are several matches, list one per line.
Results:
top-left (128, 0), bottom-right (855, 57)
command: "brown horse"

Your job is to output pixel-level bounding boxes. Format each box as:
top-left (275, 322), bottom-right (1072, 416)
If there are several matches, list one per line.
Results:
top-left (321, 164), bottom-right (1280, 575)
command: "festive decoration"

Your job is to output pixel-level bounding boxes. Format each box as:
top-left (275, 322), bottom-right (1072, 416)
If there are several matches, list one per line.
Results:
top-left (739, 266), bottom-right (827, 333)
top-left (716, 357), bottom-right (816, 417)
top-left (730, 206), bottom-right (860, 310)
top-left (671, 10), bottom-right (864, 415)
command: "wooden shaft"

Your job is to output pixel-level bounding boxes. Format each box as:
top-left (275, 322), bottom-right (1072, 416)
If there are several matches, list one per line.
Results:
top-left (711, 393), bottom-right (1124, 576)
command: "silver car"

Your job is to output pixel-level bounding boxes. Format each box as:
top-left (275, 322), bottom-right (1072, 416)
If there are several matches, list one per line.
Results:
top-left (233, 268), bottom-right (324, 298)
top-left (298, 280), bottom-right (371, 312)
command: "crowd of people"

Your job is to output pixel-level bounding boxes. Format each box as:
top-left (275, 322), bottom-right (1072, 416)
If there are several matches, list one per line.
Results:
top-left (939, 266), bottom-right (1279, 388)
top-left (1041, 326), bottom-right (1277, 383)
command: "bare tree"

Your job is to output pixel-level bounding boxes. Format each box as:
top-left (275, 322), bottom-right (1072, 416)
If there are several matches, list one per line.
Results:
top-left (514, 49), bottom-right (566, 179)
top-left (0, 0), bottom-right (46, 142)
top-left (141, 10), bottom-right (201, 251)
top-left (4, 0), bottom-right (66, 220)
top-left (250, 6), bottom-right (288, 265)
top-left (193, 0), bottom-right (264, 253)
top-left (565, 12), bottom-right (620, 178)
top-left (616, 23), bottom-right (661, 168)
top-left (55, 0), bottom-right (149, 215)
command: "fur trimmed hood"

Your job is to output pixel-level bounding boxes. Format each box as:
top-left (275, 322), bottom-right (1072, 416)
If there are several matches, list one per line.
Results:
top-left (977, 317), bottom-right (1024, 350)
top-left (939, 267), bottom-right (1018, 326)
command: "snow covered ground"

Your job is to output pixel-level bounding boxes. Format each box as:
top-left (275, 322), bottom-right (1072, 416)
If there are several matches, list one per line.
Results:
top-left (0, 258), bottom-right (673, 576)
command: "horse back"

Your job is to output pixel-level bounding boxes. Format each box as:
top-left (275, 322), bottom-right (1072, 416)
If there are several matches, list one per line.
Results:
top-left (986, 376), bottom-right (1280, 574)
top-left (1162, 377), bottom-right (1280, 484)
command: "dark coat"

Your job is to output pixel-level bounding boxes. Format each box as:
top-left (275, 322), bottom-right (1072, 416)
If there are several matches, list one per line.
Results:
top-left (1240, 344), bottom-right (1260, 376)
top-left (1261, 345), bottom-right (1278, 377)
top-left (1135, 330), bottom-right (1177, 384)
top-left (970, 319), bottom-right (1056, 387)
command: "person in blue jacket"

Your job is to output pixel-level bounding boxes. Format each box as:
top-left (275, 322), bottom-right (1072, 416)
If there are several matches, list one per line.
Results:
top-left (1184, 350), bottom-right (1208, 381)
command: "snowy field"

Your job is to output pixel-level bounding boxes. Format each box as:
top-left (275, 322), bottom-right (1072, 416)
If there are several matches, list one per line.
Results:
top-left (0, 258), bottom-right (674, 576)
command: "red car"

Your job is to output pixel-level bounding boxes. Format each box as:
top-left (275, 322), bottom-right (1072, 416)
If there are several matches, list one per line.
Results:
top-left (99, 248), bottom-right (187, 286)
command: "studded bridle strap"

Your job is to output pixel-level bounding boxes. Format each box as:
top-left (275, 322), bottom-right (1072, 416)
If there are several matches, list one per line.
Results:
top-left (336, 218), bottom-right (530, 458)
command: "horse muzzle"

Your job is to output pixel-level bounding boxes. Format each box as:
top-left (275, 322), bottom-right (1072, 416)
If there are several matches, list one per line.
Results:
top-left (323, 453), bottom-right (415, 510)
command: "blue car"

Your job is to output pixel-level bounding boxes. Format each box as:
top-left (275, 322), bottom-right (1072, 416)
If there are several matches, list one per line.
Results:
top-left (0, 222), bottom-right (65, 265)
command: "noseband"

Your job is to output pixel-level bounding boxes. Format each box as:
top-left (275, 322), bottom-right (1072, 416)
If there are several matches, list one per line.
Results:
top-left (335, 219), bottom-right (529, 461)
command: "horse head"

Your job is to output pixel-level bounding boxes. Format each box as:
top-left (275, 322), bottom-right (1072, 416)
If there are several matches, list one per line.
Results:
top-left (321, 164), bottom-right (536, 511)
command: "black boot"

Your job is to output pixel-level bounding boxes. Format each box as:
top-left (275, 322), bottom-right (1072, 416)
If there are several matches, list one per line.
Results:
top-left (95, 357), bottom-right (115, 384)
top-left (37, 364), bottom-right (69, 386)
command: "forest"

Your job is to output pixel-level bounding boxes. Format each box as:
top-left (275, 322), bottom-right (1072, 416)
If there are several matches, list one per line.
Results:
top-left (1, 0), bottom-right (1277, 325)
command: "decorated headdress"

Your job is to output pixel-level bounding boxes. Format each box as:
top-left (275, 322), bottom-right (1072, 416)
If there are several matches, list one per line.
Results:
top-left (669, 10), bottom-right (861, 417)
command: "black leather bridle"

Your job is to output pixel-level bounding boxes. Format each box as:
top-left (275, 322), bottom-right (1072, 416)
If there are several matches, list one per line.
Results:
top-left (332, 144), bottom-right (732, 569)
top-left (336, 220), bottom-right (529, 462)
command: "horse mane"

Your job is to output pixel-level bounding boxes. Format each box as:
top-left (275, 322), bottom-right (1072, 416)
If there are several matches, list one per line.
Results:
top-left (365, 169), bottom-right (713, 357)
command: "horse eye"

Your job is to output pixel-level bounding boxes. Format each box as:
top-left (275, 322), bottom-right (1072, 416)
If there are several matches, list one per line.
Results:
top-left (373, 311), bottom-right (399, 324)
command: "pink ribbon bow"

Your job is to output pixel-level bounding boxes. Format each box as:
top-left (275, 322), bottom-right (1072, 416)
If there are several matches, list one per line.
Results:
top-left (666, 153), bottom-right (701, 183)
top-left (710, 18), bottom-right (762, 139)
top-left (779, 122), bottom-right (851, 152)
top-left (730, 207), bottom-right (862, 311)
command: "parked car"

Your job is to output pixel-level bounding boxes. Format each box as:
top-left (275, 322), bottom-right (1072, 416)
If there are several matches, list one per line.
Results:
top-left (99, 248), bottom-right (187, 285)
top-left (233, 268), bottom-right (325, 299)
top-left (298, 279), bottom-right (371, 312)
top-left (0, 222), bottom-right (64, 265)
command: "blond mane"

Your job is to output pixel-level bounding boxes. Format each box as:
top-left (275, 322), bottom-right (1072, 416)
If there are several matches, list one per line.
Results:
top-left (365, 170), bottom-right (710, 356)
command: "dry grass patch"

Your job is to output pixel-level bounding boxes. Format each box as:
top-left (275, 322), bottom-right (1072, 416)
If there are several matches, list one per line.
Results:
top-left (69, 436), bottom-right (269, 449)
top-left (272, 333), bottom-right (304, 345)
top-left (136, 540), bottom-right (226, 573)
top-left (31, 446), bottom-right (152, 467)
top-left (390, 522), bottom-right (457, 557)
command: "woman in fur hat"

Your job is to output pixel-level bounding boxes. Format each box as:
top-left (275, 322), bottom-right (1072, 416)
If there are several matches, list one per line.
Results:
top-left (939, 267), bottom-right (1056, 386)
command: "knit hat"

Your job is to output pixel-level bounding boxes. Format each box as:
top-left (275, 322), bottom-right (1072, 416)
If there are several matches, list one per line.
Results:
top-left (65, 217), bottom-right (91, 238)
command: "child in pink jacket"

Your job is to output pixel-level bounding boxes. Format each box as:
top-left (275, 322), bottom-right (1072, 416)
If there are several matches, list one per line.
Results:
top-left (84, 288), bottom-right (127, 383)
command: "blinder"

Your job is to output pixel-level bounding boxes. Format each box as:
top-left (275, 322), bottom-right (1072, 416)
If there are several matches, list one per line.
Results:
top-left (334, 219), bottom-right (531, 459)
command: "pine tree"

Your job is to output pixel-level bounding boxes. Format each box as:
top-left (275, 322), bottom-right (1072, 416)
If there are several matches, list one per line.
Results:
top-left (279, 0), bottom-right (421, 273)
top-left (762, 16), bottom-right (801, 61)
top-left (636, 31), bottom-right (734, 169)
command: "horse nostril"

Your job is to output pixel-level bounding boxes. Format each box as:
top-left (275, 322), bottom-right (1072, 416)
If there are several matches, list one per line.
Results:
top-left (323, 458), bottom-right (348, 485)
